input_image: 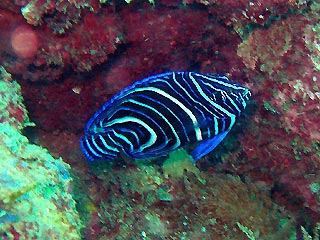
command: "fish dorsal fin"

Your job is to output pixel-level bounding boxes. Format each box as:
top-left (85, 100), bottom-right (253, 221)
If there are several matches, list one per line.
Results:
top-left (190, 130), bottom-right (230, 162)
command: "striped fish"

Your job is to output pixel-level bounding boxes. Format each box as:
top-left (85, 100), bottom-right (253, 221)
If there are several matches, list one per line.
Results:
top-left (80, 72), bottom-right (251, 162)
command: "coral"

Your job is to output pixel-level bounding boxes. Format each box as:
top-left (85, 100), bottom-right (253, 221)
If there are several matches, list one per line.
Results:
top-left (237, 15), bottom-right (309, 74)
top-left (82, 164), bottom-right (297, 239)
top-left (18, 6), bottom-right (241, 134)
top-left (0, 0), bottom-right (246, 83)
top-left (219, 2), bottom-right (320, 221)
top-left (304, 1), bottom-right (320, 72)
top-left (0, 123), bottom-right (82, 239)
top-left (0, 67), bottom-right (32, 130)
top-left (0, 5), bottom-right (123, 82)
top-left (20, 0), bottom-right (101, 32)
top-left (187, 0), bottom-right (310, 36)
top-left (0, 67), bottom-right (81, 239)
top-left (35, 11), bottom-right (123, 73)
top-left (1, 0), bottom-right (319, 238)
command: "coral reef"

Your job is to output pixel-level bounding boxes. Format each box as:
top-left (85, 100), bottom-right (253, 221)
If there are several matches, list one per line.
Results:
top-left (0, 68), bottom-right (81, 239)
top-left (18, 6), bottom-right (239, 134)
top-left (0, 67), bottom-right (31, 130)
top-left (0, 4), bottom-right (123, 82)
top-left (221, 3), bottom-right (320, 217)
top-left (82, 163), bottom-right (296, 239)
top-left (0, 0), bottom-right (319, 239)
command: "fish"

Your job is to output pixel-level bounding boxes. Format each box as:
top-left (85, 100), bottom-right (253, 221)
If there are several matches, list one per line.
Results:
top-left (80, 72), bottom-right (251, 162)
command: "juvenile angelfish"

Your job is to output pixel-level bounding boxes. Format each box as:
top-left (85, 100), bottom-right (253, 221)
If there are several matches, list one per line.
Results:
top-left (80, 72), bottom-right (251, 162)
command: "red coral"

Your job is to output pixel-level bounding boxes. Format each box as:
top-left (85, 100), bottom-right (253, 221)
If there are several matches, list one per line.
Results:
top-left (64, 12), bottom-right (122, 72)
top-left (194, 0), bottom-right (309, 28)
top-left (220, 14), bottom-right (320, 220)
top-left (0, 5), bottom-right (122, 82)
top-left (20, 0), bottom-right (101, 29)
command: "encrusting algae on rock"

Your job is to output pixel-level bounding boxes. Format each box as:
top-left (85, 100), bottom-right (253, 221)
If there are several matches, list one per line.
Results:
top-left (0, 67), bottom-right (81, 239)
top-left (83, 161), bottom-right (298, 239)
top-left (162, 149), bottom-right (205, 183)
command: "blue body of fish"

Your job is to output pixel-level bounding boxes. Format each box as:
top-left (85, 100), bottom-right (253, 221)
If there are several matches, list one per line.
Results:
top-left (80, 72), bottom-right (251, 162)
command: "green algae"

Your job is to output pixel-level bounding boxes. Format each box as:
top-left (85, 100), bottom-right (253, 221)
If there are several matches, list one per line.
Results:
top-left (0, 122), bottom-right (81, 239)
top-left (90, 160), bottom-right (298, 239)
top-left (0, 67), bottom-right (81, 239)
top-left (162, 149), bottom-right (204, 183)
top-left (237, 222), bottom-right (256, 240)
top-left (310, 182), bottom-right (320, 194)
top-left (263, 101), bottom-right (278, 114)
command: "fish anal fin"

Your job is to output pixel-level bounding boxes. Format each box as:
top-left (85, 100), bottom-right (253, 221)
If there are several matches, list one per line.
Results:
top-left (190, 130), bottom-right (230, 161)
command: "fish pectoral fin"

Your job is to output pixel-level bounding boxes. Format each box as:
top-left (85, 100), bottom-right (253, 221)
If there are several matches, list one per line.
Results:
top-left (190, 130), bottom-right (230, 162)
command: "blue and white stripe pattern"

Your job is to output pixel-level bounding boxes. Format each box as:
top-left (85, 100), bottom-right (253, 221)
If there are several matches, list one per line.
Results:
top-left (80, 72), bottom-right (251, 162)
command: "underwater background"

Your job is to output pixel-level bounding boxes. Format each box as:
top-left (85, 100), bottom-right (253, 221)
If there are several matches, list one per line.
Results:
top-left (0, 0), bottom-right (319, 239)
